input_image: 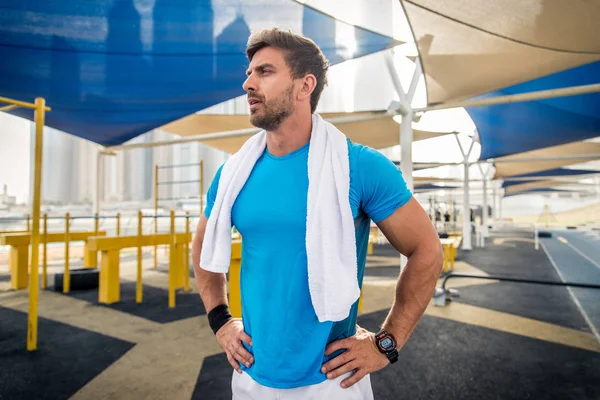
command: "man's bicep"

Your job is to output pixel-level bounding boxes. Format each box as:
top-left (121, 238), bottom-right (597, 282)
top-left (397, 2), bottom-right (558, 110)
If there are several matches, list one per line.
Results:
top-left (375, 197), bottom-right (438, 257)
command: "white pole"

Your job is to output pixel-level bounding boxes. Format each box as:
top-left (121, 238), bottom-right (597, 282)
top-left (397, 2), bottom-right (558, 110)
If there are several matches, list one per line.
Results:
top-left (400, 112), bottom-right (414, 193)
top-left (455, 135), bottom-right (474, 251)
top-left (400, 115), bottom-right (413, 269)
top-left (93, 150), bottom-right (103, 214)
top-left (463, 161), bottom-right (472, 250)
top-left (534, 224), bottom-right (539, 250)
top-left (477, 163), bottom-right (490, 238)
top-left (482, 177), bottom-right (488, 238)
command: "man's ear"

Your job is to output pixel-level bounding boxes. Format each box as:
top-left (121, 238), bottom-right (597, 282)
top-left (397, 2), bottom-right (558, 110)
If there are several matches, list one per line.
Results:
top-left (298, 74), bottom-right (317, 101)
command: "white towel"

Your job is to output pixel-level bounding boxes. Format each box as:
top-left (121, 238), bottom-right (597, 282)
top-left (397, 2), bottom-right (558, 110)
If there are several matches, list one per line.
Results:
top-left (200, 113), bottom-right (360, 322)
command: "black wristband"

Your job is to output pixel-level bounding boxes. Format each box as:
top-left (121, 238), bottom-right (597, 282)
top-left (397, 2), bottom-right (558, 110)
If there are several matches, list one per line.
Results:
top-left (208, 304), bottom-right (233, 335)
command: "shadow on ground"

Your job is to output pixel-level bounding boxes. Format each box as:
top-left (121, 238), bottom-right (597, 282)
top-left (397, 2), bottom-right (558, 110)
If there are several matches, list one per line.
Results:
top-left (0, 305), bottom-right (134, 400)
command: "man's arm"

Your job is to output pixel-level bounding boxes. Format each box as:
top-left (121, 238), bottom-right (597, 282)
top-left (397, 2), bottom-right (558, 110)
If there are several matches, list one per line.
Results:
top-left (321, 197), bottom-right (442, 388)
top-left (192, 214), bottom-right (254, 372)
top-left (376, 197), bottom-right (443, 347)
top-left (191, 213), bottom-right (228, 312)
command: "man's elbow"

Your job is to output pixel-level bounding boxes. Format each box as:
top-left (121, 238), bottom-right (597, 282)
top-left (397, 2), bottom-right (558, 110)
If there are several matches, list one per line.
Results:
top-left (421, 236), bottom-right (444, 275)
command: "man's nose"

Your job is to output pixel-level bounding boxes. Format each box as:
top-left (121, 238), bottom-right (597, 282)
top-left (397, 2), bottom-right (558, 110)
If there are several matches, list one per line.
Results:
top-left (243, 74), bottom-right (256, 93)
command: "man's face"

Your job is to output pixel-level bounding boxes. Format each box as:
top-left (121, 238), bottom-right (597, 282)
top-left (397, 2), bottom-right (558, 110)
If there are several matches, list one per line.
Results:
top-left (243, 47), bottom-right (296, 131)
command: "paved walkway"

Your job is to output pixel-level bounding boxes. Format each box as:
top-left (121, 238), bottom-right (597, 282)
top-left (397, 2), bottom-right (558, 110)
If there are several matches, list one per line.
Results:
top-left (1, 234), bottom-right (599, 399)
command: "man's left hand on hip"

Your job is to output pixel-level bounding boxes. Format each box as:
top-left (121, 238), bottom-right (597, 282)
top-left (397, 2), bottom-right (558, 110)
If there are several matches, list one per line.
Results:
top-left (321, 325), bottom-right (391, 388)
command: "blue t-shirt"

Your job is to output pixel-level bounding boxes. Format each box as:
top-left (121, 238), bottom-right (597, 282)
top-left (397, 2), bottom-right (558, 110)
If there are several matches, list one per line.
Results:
top-left (205, 139), bottom-right (411, 389)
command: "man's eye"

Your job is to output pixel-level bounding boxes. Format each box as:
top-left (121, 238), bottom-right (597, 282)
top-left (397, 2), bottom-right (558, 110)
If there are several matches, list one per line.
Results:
top-left (262, 70), bottom-right (272, 75)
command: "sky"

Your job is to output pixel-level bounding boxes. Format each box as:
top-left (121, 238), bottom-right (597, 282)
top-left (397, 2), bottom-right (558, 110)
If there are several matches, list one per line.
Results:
top-left (0, 113), bottom-right (30, 204)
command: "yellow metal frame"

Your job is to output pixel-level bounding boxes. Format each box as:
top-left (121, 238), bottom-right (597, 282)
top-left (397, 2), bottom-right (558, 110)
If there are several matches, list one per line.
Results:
top-left (137, 211), bottom-right (143, 303)
top-left (42, 214), bottom-right (48, 289)
top-left (154, 165), bottom-right (159, 268)
top-left (440, 237), bottom-right (461, 273)
top-left (0, 95), bottom-right (52, 352)
top-left (64, 213), bottom-right (70, 293)
top-left (87, 228), bottom-right (190, 305)
top-left (229, 240), bottom-right (243, 318)
top-left (1, 230), bottom-right (107, 291)
top-left (184, 211), bottom-right (190, 292)
top-left (116, 213), bottom-right (121, 236)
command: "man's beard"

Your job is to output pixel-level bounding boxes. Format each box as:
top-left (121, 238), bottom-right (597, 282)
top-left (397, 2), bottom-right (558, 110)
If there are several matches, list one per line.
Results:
top-left (249, 85), bottom-right (295, 131)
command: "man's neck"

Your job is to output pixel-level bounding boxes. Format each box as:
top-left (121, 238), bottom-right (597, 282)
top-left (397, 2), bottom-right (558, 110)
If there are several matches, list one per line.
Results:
top-left (266, 113), bottom-right (312, 157)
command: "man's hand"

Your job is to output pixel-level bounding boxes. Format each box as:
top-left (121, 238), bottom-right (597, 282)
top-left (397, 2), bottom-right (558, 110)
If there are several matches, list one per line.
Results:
top-left (321, 325), bottom-right (390, 388)
top-left (216, 318), bottom-right (254, 373)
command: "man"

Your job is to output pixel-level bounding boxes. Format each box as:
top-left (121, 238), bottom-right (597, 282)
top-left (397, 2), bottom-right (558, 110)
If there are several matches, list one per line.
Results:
top-left (192, 28), bottom-right (443, 399)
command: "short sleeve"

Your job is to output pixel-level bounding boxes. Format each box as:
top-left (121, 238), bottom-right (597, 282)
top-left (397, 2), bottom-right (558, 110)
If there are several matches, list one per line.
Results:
top-left (204, 164), bottom-right (224, 218)
top-left (359, 146), bottom-right (412, 223)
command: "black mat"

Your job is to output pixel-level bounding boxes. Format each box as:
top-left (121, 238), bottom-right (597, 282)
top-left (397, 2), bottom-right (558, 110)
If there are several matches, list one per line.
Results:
top-left (192, 309), bottom-right (600, 400)
top-left (455, 282), bottom-right (590, 332)
top-left (60, 281), bottom-right (206, 324)
top-left (193, 353), bottom-right (232, 400)
top-left (0, 305), bottom-right (134, 400)
top-left (362, 310), bottom-right (600, 400)
top-left (452, 235), bottom-right (591, 330)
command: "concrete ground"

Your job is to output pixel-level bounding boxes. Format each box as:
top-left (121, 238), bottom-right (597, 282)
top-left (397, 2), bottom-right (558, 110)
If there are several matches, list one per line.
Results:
top-left (1, 231), bottom-right (599, 400)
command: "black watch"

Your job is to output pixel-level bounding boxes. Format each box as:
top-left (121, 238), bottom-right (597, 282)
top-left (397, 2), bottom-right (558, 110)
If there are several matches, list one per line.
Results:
top-left (375, 330), bottom-right (399, 364)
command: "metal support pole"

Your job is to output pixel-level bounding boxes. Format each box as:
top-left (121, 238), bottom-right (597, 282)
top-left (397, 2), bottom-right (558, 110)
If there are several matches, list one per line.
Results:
top-left (42, 214), bottom-right (47, 290)
top-left (27, 97), bottom-right (46, 351)
top-left (94, 150), bottom-right (102, 214)
top-left (184, 211), bottom-right (190, 292)
top-left (456, 135), bottom-right (475, 251)
top-left (414, 83), bottom-right (600, 113)
top-left (407, 58), bottom-right (422, 104)
top-left (386, 48), bottom-right (421, 269)
top-left (26, 214), bottom-right (31, 232)
top-left (169, 210), bottom-right (176, 308)
top-left (400, 112), bottom-right (414, 193)
top-left (154, 164), bottom-right (159, 268)
top-left (385, 51), bottom-right (409, 114)
top-left (94, 212), bottom-right (99, 236)
top-left (64, 212), bottom-right (70, 294)
top-left (477, 163), bottom-right (491, 238)
top-left (116, 213), bottom-right (121, 236)
top-left (136, 211), bottom-right (143, 303)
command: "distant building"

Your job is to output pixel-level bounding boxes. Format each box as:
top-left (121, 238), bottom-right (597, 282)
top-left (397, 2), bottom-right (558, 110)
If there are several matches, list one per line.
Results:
top-left (0, 184), bottom-right (17, 206)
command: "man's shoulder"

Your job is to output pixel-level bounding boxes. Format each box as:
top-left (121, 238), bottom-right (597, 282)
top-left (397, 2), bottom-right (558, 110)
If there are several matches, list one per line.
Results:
top-left (347, 139), bottom-right (393, 168)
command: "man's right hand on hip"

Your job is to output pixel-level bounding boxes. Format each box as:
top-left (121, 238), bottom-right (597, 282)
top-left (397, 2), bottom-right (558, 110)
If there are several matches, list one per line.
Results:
top-left (216, 318), bottom-right (254, 373)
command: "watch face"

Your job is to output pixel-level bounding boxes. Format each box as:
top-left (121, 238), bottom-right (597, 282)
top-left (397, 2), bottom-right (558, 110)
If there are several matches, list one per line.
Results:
top-left (381, 337), bottom-right (393, 349)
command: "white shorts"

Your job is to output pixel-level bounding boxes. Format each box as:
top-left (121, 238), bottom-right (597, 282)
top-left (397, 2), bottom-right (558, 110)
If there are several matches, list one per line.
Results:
top-left (231, 370), bottom-right (374, 400)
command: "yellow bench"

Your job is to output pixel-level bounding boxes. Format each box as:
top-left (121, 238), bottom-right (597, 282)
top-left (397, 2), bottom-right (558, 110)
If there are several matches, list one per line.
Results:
top-left (229, 240), bottom-right (243, 318)
top-left (0, 231), bottom-right (106, 290)
top-left (440, 236), bottom-right (462, 273)
top-left (87, 233), bottom-right (191, 306)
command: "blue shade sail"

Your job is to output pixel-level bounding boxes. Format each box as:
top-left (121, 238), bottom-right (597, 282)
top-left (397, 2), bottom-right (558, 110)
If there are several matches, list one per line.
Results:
top-left (507, 168), bottom-right (600, 179)
top-left (0, 0), bottom-right (398, 146)
top-left (467, 61), bottom-right (600, 160)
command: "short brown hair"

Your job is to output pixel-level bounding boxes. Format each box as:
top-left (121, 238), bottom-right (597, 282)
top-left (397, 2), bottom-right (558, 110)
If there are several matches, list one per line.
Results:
top-left (246, 28), bottom-right (330, 114)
